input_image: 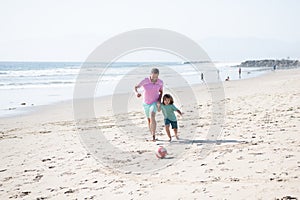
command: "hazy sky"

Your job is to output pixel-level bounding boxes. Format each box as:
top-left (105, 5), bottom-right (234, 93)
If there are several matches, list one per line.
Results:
top-left (1, 0), bottom-right (300, 61)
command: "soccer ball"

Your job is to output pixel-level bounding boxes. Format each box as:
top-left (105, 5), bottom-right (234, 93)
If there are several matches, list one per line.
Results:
top-left (156, 146), bottom-right (167, 159)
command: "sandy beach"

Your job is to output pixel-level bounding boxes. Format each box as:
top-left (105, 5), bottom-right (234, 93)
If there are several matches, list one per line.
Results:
top-left (0, 69), bottom-right (299, 199)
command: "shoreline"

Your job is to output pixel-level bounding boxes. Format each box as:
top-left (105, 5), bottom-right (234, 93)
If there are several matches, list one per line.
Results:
top-left (0, 67), bottom-right (277, 120)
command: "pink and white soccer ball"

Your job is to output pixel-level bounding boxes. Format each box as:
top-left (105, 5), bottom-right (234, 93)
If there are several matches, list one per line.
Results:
top-left (156, 146), bottom-right (167, 159)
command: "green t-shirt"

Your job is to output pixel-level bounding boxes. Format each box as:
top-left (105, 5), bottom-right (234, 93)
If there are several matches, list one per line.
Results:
top-left (161, 104), bottom-right (178, 121)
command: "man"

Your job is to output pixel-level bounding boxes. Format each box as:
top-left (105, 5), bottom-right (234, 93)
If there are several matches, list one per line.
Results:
top-left (134, 68), bottom-right (163, 141)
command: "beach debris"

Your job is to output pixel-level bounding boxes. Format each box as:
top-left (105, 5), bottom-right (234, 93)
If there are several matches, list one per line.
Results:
top-left (39, 130), bottom-right (51, 134)
top-left (275, 196), bottom-right (298, 200)
top-left (20, 191), bottom-right (31, 197)
top-left (64, 189), bottom-right (75, 194)
top-left (33, 174), bottom-right (43, 182)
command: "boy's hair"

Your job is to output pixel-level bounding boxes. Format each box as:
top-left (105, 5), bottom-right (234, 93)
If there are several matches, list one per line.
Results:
top-left (151, 68), bottom-right (159, 74)
top-left (162, 94), bottom-right (174, 105)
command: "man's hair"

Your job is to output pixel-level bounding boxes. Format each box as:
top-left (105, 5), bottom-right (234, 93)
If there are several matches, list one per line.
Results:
top-left (151, 68), bottom-right (159, 74)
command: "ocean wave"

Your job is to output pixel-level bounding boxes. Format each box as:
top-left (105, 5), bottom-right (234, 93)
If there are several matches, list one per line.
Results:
top-left (0, 68), bottom-right (80, 77)
top-left (0, 81), bottom-right (75, 89)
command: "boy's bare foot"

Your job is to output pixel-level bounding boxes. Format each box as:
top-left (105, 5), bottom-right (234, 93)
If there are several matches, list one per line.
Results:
top-left (175, 136), bottom-right (179, 140)
top-left (168, 137), bottom-right (172, 142)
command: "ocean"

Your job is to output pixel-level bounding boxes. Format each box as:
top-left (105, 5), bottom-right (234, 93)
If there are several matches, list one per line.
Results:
top-left (0, 61), bottom-right (270, 118)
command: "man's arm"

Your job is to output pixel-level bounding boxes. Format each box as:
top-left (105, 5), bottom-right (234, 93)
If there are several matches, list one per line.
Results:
top-left (134, 85), bottom-right (142, 98)
top-left (157, 102), bottom-right (161, 112)
top-left (157, 80), bottom-right (163, 102)
top-left (158, 88), bottom-right (163, 102)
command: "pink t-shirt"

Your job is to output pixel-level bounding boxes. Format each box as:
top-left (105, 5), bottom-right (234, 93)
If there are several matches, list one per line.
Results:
top-left (137, 77), bottom-right (163, 104)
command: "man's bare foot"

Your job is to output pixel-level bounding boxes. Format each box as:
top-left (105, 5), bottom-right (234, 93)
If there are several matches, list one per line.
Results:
top-left (152, 135), bottom-right (157, 142)
top-left (175, 136), bottom-right (179, 140)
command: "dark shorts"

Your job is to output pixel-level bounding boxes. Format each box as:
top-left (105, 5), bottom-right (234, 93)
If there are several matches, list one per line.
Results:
top-left (164, 119), bottom-right (178, 129)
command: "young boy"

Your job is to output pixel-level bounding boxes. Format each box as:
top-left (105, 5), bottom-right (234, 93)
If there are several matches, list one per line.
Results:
top-left (157, 94), bottom-right (182, 141)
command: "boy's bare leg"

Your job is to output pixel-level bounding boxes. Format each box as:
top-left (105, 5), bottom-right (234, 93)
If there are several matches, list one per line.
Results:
top-left (174, 128), bottom-right (179, 140)
top-left (165, 125), bottom-right (171, 141)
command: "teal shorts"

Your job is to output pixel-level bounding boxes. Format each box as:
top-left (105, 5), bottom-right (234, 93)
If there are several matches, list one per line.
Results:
top-left (143, 102), bottom-right (157, 118)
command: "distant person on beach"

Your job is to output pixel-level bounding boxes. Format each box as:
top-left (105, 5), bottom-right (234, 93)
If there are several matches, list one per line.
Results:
top-left (238, 67), bottom-right (241, 79)
top-left (201, 73), bottom-right (204, 81)
top-left (273, 65), bottom-right (277, 70)
top-left (134, 68), bottom-right (163, 141)
top-left (225, 76), bottom-right (230, 81)
top-left (157, 94), bottom-right (182, 141)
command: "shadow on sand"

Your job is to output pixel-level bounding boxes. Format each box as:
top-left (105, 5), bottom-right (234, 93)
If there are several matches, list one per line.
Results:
top-left (169, 138), bottom-right (245, 146)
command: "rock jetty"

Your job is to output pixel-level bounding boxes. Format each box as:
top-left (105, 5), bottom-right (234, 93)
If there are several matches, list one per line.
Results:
top-left (234, 59), bottom-right (300, 68)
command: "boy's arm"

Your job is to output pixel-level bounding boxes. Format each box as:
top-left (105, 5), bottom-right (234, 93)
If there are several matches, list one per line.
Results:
top-left (176, 109), bottom-right (182, 116)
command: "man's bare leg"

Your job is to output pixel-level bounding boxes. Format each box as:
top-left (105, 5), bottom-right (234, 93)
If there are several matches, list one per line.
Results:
top-left (147, 118), bottom-right (151, 132)
top-left (150, 111), bottom-right (156, 141)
